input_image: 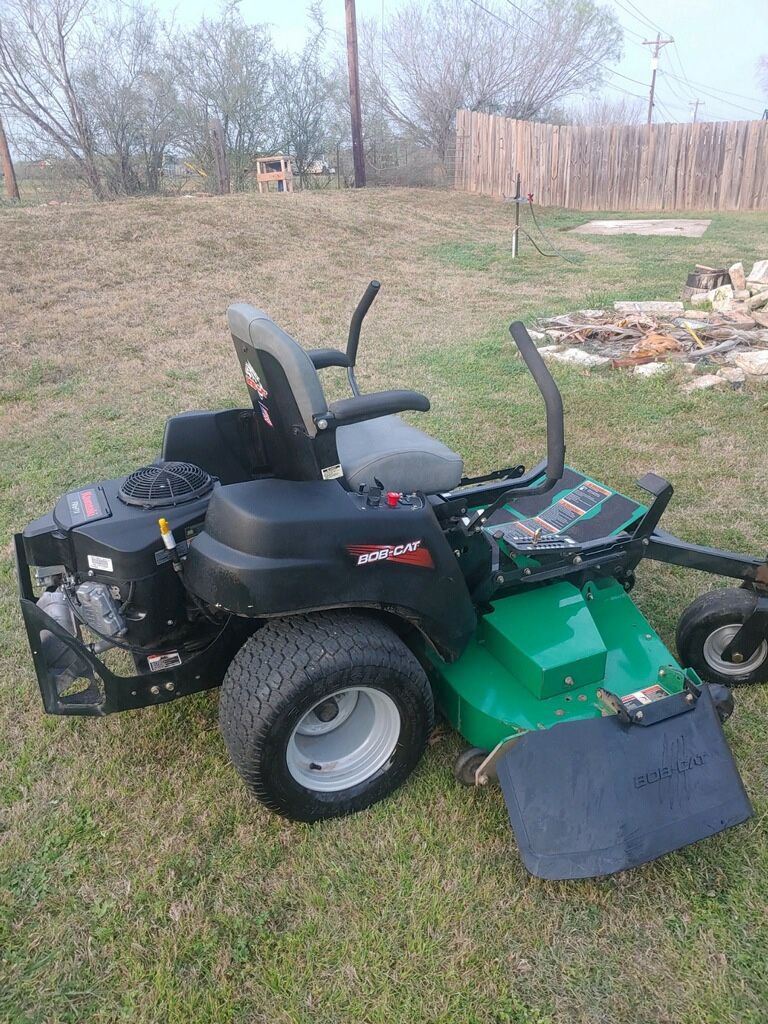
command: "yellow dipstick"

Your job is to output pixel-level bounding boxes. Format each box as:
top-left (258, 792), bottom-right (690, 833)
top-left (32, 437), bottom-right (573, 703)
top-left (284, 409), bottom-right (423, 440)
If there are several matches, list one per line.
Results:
top-left (158, 517), bottom-right (176, 551)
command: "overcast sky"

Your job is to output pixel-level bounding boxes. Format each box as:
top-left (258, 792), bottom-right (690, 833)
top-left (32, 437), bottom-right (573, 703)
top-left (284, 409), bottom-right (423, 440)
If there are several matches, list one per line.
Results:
top-left (156, 0), bottom-right (767, 123)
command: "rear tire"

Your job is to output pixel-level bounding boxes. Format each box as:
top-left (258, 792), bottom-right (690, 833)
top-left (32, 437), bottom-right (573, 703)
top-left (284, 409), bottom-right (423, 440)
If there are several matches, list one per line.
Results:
top-left (219, 611), bottom-right (434, 821)
top-left (676, 588), bottom-right (768, 687)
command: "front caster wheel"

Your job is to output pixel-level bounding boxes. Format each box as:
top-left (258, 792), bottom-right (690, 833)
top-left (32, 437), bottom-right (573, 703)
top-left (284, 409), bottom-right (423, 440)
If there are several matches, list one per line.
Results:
top-left (219, 611), bottom-right (434, 822)
top-left (676, 588), bottom-right (768, 687)
top-left (454, 747), bottom-right (489, 786)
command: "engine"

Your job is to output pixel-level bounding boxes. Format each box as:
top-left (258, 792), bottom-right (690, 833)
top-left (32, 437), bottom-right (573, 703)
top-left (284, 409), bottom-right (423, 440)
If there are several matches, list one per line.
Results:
top-left (22, 462), bottom-right (218, 689)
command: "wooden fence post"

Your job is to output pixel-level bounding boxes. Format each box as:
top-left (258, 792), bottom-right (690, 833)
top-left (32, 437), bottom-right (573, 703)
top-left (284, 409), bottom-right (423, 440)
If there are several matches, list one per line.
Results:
top-left (208, 118), bottom-right (230, 195)
top-left (0, 114), bottom-right (20, 201)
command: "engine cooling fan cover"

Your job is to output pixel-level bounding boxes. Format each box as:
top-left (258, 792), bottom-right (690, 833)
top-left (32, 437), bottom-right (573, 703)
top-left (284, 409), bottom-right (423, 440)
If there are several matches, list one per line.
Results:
top-left (118, 462), bottom-right (214, 509)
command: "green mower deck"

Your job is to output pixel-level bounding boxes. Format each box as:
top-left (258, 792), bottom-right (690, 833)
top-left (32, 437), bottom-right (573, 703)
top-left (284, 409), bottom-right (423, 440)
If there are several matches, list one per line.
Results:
top-left (427, 577), bottom-right (684, 749)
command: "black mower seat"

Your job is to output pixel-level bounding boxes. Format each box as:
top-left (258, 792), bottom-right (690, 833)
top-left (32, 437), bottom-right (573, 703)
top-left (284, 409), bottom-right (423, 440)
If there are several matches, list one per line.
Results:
top-left (337, 414), bottom-right (463, 494)
top-left (228, 302), bottom-right (463, 494)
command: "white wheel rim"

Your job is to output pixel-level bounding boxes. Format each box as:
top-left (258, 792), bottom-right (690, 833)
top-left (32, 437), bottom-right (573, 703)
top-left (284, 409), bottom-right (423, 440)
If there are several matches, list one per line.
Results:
top-left (286, 687), bottom-right (401, 792)
top-left (702, 624), bottom-right (768, 677)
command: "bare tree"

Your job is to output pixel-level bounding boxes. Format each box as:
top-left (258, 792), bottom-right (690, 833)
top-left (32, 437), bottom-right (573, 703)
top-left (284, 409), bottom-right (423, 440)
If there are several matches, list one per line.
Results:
top-left (758, 55), bottom-right (768, 97)
top-left (0, 0), bottom-right (106, 196)
top-left (79, 3), bottom-right (176, 194)
top-left (272, 5), bottom-right (332, 182)
top-left (568, 94), bottom-right (643, 126)
top-left (367, 0), bottom-right (623, 160)
top-left (133, 67), bottom-right (179, 193)
top-left (173, 6), bottom-right (274, 190)
top-left (328, 18), bottom-right (397, 152)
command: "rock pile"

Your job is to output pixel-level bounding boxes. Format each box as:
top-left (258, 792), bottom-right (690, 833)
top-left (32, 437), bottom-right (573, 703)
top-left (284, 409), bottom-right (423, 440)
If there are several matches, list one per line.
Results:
top-left (688, 260), bottom-right (768, 327)
top-left (530, 258), bottom-right (768, 389)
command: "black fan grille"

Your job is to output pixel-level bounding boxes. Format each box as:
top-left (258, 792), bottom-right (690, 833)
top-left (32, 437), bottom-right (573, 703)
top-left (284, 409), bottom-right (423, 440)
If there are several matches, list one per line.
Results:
top-left (118, 462), bottom-right (213, 508)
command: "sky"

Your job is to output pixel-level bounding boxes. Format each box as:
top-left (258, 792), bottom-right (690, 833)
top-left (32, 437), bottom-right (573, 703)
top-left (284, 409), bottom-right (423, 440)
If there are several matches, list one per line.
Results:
top-left (156, 0), bottom-right (768, 123)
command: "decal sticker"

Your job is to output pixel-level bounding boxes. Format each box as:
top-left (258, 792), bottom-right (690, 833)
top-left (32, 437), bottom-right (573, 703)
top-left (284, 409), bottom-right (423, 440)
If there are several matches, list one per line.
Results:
top-left (243, 360), bottom-right (268, 399)
top-left (346, 540), bottom-right (434, 569)
top-left (621, 683), bottom-right (669, 713)
top-left (147, 651), bottom-right (182, 672)
top-left (488, 479), bottom-right (613, 542)
top-left (322, 464), bottom-right (344, 480)
top-left (87, 554), bottom-right (114, 573)
top-left (258, 401), bottom-right (273, 428)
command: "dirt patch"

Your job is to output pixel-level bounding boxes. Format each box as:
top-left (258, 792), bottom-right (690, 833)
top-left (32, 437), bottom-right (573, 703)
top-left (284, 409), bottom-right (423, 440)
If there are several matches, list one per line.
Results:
top-left (570, 219), bottom-right (711, 237)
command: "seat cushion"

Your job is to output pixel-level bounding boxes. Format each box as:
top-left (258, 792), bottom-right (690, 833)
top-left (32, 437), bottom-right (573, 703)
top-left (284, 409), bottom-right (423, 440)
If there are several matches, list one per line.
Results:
top-left (336, 415), bottom-right (463, 494)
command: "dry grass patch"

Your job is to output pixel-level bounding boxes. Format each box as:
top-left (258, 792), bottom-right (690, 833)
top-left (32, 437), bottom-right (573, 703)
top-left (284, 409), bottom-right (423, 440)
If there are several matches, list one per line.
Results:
top-left (2, 189), bottom-right (768, 1024)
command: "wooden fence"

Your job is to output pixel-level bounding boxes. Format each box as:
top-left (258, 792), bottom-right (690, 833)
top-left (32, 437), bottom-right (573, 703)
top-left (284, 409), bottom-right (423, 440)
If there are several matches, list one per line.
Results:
top-left (454, 109), bottom-right (768, 211)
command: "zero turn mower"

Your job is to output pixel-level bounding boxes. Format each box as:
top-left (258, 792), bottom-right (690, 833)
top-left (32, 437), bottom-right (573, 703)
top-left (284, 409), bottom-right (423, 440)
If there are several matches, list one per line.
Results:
top-left (17, 282), bottom-right (768, 878)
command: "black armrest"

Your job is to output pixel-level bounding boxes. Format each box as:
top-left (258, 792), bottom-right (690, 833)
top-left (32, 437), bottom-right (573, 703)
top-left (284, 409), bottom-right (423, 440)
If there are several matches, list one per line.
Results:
top-left (325, 389), bottom-right (430, 426)
top-left (308, 348), bottom-right (351, 370)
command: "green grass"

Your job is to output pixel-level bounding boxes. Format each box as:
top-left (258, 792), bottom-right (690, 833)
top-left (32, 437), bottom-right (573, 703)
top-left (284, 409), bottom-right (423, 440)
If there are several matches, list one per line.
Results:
top-left (1, 190), bottom-right (768, 1024)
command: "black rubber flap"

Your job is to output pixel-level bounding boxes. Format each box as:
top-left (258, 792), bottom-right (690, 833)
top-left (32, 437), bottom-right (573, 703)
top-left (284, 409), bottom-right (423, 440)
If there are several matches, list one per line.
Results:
top-left (497, 685), bottom-right (752, 879)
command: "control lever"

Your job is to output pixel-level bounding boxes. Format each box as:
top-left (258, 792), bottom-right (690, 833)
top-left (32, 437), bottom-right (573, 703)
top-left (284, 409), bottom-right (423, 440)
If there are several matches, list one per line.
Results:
top-left (346, 280), bottom-right (380, 396)
top-left (467, 322), bottom-right (565, 531)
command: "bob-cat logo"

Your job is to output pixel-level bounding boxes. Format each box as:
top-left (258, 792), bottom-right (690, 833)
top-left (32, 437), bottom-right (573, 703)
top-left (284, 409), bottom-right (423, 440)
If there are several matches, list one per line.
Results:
top-left (243, 360), bottom-right (268, 399)
top-left (634, 752), bottom-right (708, 789)
top-left (346, 540), bottom-right (434, 569)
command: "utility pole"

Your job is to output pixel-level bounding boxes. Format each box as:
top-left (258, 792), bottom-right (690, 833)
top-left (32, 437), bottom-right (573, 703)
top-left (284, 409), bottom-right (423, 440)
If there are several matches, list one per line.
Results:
top-left (0, 113), bottom-right (20, 201)
top-left (344, 0), bottom-right (366, 188)
top-left (642, 34), bottom-right (674, 125)
top-left (690, 98), bottom-right (704, 123)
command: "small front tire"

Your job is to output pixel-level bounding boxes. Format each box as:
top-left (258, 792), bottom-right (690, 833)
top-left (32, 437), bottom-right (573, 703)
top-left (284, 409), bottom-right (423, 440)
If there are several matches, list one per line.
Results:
top-left (219, 611), bottom-right (434, 822)
top-left (454, 747), bottom-right (489, 786)
top-left (676, 588), bottom-right (768, 687)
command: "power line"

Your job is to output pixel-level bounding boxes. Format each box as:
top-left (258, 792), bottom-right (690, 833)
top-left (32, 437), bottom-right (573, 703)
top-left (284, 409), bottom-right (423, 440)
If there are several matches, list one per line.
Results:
top-left (465, 0), bottom-right (649, 100)
top-left (620, 0), bottom-right (668, 36)
top-left (612, 1), bottom-right (763, 118)
top-left (653, 51), bottom-right (762, 122)
top-left (613, 2), bottom-right (764, 110)
top-left (468, 0), bottom-right (762, 119)
top-left (670, 41), bottom-right (695, 93)
top-left (501, 0), bottom-right (650, 86)
top-left (653, 98), bottom-right (676, 123)
top-left (662, 68), bottom-right (764, 107)
top-left (614, 19), bottom-right (646, 43)
top-left (659, 72), bottom-right (763, 117)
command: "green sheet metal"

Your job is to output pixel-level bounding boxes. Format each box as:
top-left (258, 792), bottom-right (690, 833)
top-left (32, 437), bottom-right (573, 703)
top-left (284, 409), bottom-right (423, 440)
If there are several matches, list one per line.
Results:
top-left (482, 583), bottom-right (606, 699)
top-left (427, 578), bottom-right (685, 751)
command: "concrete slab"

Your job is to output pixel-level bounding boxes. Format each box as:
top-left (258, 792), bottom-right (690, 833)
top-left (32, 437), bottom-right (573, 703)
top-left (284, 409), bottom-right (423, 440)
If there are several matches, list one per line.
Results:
top-left (570, 219), bottom-right (711, 237)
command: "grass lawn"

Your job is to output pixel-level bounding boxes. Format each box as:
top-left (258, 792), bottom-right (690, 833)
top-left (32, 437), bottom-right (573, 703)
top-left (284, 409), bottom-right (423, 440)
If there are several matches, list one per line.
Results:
top-left (2, 188), bottom-right (768, 1024)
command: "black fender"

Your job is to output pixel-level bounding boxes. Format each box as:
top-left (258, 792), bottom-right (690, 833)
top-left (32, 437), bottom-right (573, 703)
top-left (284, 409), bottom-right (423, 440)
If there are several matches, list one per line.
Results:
top-left (182, 479), bottom-right (476, 661)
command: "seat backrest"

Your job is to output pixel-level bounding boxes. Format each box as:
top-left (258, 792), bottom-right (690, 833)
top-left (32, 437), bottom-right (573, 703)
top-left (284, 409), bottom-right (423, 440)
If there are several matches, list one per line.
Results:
top-left (228, 304), bottom-right (330, 480)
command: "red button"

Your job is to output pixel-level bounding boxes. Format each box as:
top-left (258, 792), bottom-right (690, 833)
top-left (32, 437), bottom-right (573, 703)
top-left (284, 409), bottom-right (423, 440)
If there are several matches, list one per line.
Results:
top-left (386, 491), bottom-right (400, 507)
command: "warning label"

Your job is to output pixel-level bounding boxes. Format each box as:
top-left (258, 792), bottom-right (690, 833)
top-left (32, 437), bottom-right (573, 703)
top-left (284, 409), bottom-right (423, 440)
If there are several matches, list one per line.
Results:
top-left (499, 480), bottom-right (611, 542)
top-left (621, 684), bottom-right (669, 713)
top-left (147, 651), bottom-right (182, 672)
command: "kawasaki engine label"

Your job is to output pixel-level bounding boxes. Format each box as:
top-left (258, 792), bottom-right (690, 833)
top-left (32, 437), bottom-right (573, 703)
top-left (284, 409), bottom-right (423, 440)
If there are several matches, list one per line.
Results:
top-left (65, 487), bottom-right (110, 526)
